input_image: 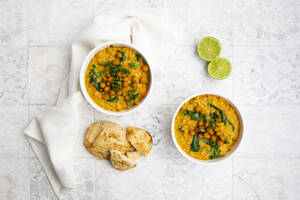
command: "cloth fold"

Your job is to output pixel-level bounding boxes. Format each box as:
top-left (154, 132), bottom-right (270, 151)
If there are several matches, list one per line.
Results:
top-left (24, 9), bottom-right (179, 199)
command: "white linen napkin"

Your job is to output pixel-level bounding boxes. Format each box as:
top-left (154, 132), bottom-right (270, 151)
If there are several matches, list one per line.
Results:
top-left (24, 9), bottom-right (179, 198)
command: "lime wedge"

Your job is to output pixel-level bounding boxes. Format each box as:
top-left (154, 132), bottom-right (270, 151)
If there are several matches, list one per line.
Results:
top-left (208, 57), bottom-right (232, 80)
top-left (197, 36), bottom-right (222, 61)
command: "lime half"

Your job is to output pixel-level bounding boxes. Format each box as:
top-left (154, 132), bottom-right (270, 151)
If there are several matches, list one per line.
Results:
top-left (197, 36), bottom-right (222, 61)
top-left (208, 57), bottom-right (232, 80)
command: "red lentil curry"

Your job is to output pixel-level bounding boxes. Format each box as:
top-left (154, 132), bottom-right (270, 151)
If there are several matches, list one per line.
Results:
top-left (85, 45), bottom-right (150, 112)
top-left (174, 95), bottom-right (240, 160)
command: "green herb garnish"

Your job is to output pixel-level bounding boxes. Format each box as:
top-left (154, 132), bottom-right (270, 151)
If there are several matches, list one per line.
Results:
top-left (181, 110), bottom-right (205, 121)
top-left (94, 82), bottom-right (103, 92)
top-left (128, 90), bottom-right (139, 100)
top-left (110, 80), bottom-right (122, 92)
top-left (121, 68), bottom-right (130, 75)
top-left (209, 103), bottom-right (235, 131)
top-left (107, 96), bottom-right (119, 103)
top-left (136, 54), bottom-right (141, 62)
top-left (209, 121), bottom-right (216, 129)
top-left (191, 133), bottom-right (200, 152)
top-left (179, 125), bottom-right (184, 132)
top-left (126, 101), bottom-right (133, 106)
top-left (129, 62), bottom-right (139, 69)
top-left (199, 127), bottom-right (206, 133)
top-left (199, 138), bottom-right (223, 159)
top-left (117, 50), bottom-right (126, 62)
top-left (224, 141), bottom-right (229, 144)
top-left (96, 70), bottom-right (106, 78)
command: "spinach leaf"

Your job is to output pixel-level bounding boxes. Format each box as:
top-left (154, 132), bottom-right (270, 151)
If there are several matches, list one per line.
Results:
top-left (107, 96), bottom-right (119, 103)
top-left (129, 62), bottom-right (139, 69)
top-left (199, 138), bottom-right (212, 145)
top-left (117, 50), bottom-right (126, 62)
top-left (136, 54), bottom-right (141, 62)
top-left (126, 101), bottom-right (133, 106)
top-left (191, 133), bottom-right (200, 152)
top-left (224, 141), bottom-right (229, 144)
top-left (179, 125), bottom-right (184, 132)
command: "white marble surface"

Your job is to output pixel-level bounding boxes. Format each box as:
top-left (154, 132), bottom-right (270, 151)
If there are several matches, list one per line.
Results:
top-left (0, 0), bottom-right (300, 199)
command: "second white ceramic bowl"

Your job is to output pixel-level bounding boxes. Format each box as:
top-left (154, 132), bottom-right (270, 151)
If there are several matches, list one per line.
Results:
top-left (171, 93), bottom-right (244, 164)
top-left (79, 42), bottom-right (152, 116)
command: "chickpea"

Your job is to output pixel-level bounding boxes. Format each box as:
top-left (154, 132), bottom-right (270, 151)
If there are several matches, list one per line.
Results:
top-left (95, 91), bottom-right (100, 96)
top-left (220, 135), bottom-right (226, 141)
top-left (102, 94), bottom-right (109, 100)
top-left (109, 90), bottom-right (116, 96)
top-left (100, 82), bottom-right (106, 89)
top-left (142, 65), bottom-right (149, 71)
top-left (194, 106), bottom-right (201, 113)
top-left (140, 87), bottom-right (147, 97)
top-left (217, 140), bottom-right (224, 147)
top-left (189, 129), bottom-right (194, 136)
top-left (124, 95), bottom-right (130, 101)
top-left (103, 76), bottom-right (108, 81)
top-left (108, 77), bottom-right (114, 83)
top-left (117, 71), bottom-right (122, 77)
top-left (117, 90), bottom-right (123, 96)
top-left (106, 82), bottom-right (111, 86)
top-left (204, 133), bottom-right (211, 139)
top-left (216, 131), bottom-right (222, 136)
top-left (140, 77), bottom-right (147, 84)
top-left (132, 77), bottom-right (138, 83)
top-left (112, 60), bottom-right (119, 66)
top-left (104, 86), bottom-right (110, 92)
top-left (211, 135), bottom-right (216, 142)
top-left (204, 122), bottom-right (209, 128)
top-left (116, 52), bottom-right (122, 58)
top-left (207, 129), bottom-right (214, 135)
top-left (198, 121), bottom-right (204, 127)
top-left (132, 83), bottom-right (138, 89)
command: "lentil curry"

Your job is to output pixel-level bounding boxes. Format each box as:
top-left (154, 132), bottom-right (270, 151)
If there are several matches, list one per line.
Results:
top-left (85, 45), bottom-right (150, 112)
top-left (174, 95), bottom-right (240, 160)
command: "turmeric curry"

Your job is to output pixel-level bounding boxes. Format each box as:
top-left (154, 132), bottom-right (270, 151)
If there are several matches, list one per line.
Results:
top-left (174, 95), bottom-right (240, 160)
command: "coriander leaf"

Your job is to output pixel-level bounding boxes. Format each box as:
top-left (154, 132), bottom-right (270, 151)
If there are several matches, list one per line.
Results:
top-left (129, 62), bottom-right (139, 69)
top-left (191, 133), bottom-right (200, 152)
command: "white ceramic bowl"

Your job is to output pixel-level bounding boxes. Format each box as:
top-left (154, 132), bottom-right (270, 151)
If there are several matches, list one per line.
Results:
top-left (80, 42), bottom-right (152, 116)
top-left (171, 93), bottom-right (244, 164)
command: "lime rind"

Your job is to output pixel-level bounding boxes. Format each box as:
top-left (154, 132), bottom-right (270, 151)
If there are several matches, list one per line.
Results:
top-left (197, 36), bottom-right (222, 61)
top-left (208, 57), bottom-right (232, 80)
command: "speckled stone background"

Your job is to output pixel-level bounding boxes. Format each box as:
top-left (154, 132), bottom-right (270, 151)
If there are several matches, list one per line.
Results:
top-left (0, 0), bottom-right (300, 199)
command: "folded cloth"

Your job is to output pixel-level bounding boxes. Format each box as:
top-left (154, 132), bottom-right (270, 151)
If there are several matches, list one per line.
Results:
top-left (24, 9), bottom-right (179, 198)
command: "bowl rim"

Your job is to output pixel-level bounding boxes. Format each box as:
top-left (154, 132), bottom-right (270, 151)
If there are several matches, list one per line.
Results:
top-left (79, 42), bottom-right (152, 116)
top-left (171, 92), bottom-right (244, 164)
